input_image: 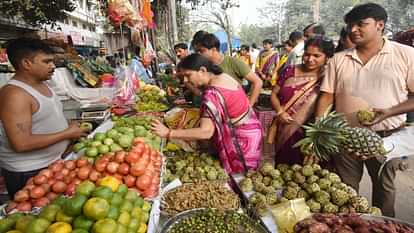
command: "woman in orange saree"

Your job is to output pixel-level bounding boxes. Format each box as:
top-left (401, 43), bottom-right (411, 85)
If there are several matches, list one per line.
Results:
top-left (270, 36), bottom-right (335, 165)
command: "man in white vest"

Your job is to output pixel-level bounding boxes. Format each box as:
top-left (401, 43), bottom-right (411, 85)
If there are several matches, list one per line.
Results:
top-left (0, 38), bottom-right (87, 197)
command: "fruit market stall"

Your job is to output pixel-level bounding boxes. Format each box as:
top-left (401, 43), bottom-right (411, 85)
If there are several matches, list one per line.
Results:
top-left (2, 71), bottom-right (414, 233)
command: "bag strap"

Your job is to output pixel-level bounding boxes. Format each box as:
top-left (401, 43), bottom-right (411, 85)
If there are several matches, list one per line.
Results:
top-left (211, 87), bottom-right (249, 174)
top-left (283, 78), bottom-right (319, 113)
top-left (267, 78), bottom-right (319, 144)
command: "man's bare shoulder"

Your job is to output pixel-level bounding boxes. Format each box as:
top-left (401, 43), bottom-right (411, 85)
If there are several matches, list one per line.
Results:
top-left (0, 84), bottom-right (32, 109)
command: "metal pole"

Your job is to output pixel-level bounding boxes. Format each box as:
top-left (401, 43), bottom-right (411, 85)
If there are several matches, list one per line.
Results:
top-left (170, 0), bottom-right (178, 43)
top-left (313, 0), bottom-right (320, 23)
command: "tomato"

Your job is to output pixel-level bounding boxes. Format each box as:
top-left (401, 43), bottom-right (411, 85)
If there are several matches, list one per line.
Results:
top-left (130, 163), bottom-right (146, 177)
top-left (73, 178), bottom-right (82, 186)
top-left (63, 176), bottom-right (72, 185)
top-left (142, 185), bottom-right (158, 198)
top-left (112, 174), bottom-right (122, 182)
top-left (30, 186), bottom-right (46, 198)
top-left (136, 175), bottom-right (151, 190)
top-left (46, 192), bottom-right (58, 201)
top-left (154, 160), bottom-right (162, 167)
top-left (41, 183), bottom-right (51, 193)
top-left (89, 169), bottom-right (102, 182)
top-left (14, 190), bottom-right (29, 203)
top-left (78, 166), bottom-right (91, 180)
top-left (64, 160), bottom-right (76, 170)
top-left (114, 151), bottom-right (126, 163)
top-left (51, 163), bottom-right (64, 173)
top-left (143, 144), bottom-right (150, 152)
top-left (95, 160), bottom-right (107, 172)
top-left (23, 184), bottom-right (35, 192)
top-left (47, 179), bottom-right (56, 186)
top-left (55, 173), bottom-right (64, 181)
top-left (125, 152), bottom-right (140, 164)
top-left (69, 171), bottom-right (78, 179)
top-left (132, 137), bottom-right (145, 145)
top-left (100, 155), bottom-right (112, 163)
top-left (61, 168), bottom-right (70, 176)
top-left (16, 201), bottom-right (32, 212)
top-left (130, 146), bottom-right (143, 155)
top-left (39, 169), bottom-right (53, 179)
top-left (152, 176), bottom-right (160, 186)
top-left (141, 152), bottom-right (150, 162)
top-left (76, 158), bottom-right (89, 168)
top-left (52, 181), bottom-right (67, 193)
top-left (106, 162), bottom-right (119, 174)
top-left (123, 175), bottom-right (136, 188)
top-left (117, 163), bottom-right (130, 175)
top-left (33, 197), bottom-right (49, 207)
top-left (33, 175), bottom-right (47, 185)
top-left (65, 182), bottom-right (77, 196)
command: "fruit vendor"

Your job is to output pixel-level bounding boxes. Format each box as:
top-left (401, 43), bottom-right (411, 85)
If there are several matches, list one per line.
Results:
top-left (174, 43), bottom-right (189, 61)
top-left (0, 38), bottom-right (88, 197)
top-left (152, 53), bottom-right (262, 174)
top-left (191, 33), bottom-right (263, 106)
top-left (315, 3), bottom-right (414, 217)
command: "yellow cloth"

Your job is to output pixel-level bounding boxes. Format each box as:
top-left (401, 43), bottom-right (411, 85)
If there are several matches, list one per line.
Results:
top-left (271, 54), bottom-right (288, 86)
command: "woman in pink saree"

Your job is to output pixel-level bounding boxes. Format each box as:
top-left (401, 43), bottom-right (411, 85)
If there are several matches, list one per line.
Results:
top-left (270, 36), bottom-right (335, 165)
top-left (152, 54), bottom-right (262, 174)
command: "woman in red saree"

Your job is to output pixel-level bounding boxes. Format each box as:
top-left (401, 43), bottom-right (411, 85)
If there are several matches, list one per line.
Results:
top-left (270, 36), bottom-right (335, 165)
top-left (151, 54), bottom-right (262, 174)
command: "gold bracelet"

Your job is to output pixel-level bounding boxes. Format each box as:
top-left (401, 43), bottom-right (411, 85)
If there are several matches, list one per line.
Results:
top-left (276, 109), bottom-right (285, 116)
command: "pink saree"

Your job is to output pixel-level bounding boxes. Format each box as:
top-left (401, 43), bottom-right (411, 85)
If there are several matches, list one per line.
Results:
top-left (201, 87), bottom-right (262, 174)
top-left (274, 65), bottom-right (321, 165)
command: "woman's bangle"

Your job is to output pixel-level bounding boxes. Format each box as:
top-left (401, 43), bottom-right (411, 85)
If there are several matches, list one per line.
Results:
top-left (276, 109), bottom-right (285, 116)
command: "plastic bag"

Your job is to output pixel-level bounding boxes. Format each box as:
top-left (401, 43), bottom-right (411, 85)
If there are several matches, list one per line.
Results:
top-left (108, 0), bottom-right (144, 29)
top-left (130, 57), bottom-right (153, 84)
top-left (270, 198), bottom-right (311, 233)
top-left (112, 64), bottom-right (140, 106)
top-left (164, 107), bottom-right (201, 151)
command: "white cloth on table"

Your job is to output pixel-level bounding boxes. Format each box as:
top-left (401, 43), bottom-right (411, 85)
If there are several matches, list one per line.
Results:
top-left (48, 68), bottom-right (115, 105)
top-left (1, 68), bottom-right (115, 105)
top-left (383, 125), bottom-right (414, 161)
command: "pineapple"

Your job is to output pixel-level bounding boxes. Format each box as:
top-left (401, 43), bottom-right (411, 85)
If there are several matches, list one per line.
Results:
top-left (295, 111), bottom-right (388, 161)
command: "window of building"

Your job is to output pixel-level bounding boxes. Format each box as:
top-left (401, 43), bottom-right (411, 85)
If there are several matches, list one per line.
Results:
top-left (83, 24), bottom-right (87, 30)
top-left (72, 21), bottom-right (78, 27)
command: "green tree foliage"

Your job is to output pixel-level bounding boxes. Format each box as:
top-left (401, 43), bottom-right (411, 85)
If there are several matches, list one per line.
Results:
top-left (256, 0), bottom-right (414, 41)
top-left (239, 24), bottom-right (277, 46)
top-left (283, 0), bottom-right (314, 34)
top-left (0, 0), bottom-right (76, 26)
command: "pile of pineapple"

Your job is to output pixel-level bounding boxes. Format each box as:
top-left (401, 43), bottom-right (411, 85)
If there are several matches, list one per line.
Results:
top-left (239, 163), bottom-right (381, 216)
top-left (295, 110), bottom-right (387, 161)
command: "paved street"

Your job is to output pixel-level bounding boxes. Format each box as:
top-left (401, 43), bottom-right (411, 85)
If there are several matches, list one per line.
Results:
top-left (360, 157), bottom-right (414, 223)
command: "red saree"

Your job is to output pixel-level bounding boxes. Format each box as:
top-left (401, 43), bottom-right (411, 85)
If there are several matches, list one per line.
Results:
top-left (274, 65), bottom-right (321, 165)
